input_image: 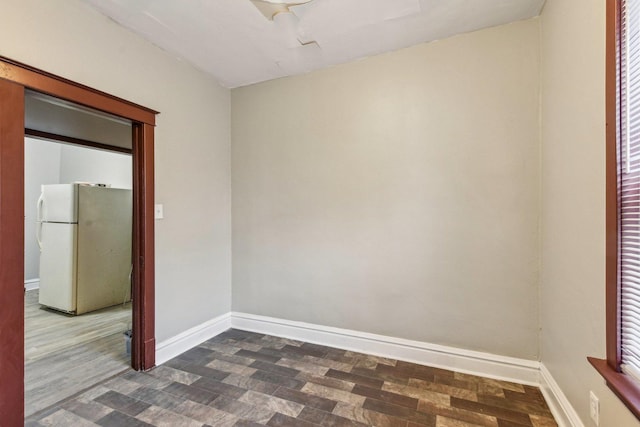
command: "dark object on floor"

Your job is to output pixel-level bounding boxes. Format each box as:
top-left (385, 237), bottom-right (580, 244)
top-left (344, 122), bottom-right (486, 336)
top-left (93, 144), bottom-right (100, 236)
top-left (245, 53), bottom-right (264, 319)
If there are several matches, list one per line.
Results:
top-left (124, 329), bottom-right (132, 355)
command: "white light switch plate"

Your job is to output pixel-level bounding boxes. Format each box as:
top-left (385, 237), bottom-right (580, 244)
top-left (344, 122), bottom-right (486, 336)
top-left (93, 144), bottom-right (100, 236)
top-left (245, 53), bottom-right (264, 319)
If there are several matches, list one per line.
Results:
top-left (590, 391), bottom-right (599, 425)
top-left (154, 204), bottom-right (164, 219)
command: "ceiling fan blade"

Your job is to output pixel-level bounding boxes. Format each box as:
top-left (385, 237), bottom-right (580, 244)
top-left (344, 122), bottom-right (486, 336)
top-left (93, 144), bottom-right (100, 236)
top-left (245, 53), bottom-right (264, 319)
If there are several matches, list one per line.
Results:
top-left (250, 0), bottom-right (313, 20)
top-left (250, 0), bottom-right (320, 49)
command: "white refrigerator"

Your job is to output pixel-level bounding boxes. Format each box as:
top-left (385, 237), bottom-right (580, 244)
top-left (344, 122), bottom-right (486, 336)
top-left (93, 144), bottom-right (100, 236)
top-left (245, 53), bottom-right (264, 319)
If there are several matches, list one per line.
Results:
top-left (37, 183), bottom-right (132, 314)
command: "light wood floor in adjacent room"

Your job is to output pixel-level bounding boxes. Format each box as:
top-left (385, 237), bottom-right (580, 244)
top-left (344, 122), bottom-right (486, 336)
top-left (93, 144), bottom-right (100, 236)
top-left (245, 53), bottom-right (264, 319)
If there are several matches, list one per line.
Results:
top-left (25, 289), bottom-right (132, 417)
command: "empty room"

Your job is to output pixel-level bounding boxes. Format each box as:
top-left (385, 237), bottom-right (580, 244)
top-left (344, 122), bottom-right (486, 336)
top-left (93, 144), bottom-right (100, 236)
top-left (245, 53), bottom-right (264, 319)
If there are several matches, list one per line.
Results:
top-left (1, 0), bottom-right (639, 426)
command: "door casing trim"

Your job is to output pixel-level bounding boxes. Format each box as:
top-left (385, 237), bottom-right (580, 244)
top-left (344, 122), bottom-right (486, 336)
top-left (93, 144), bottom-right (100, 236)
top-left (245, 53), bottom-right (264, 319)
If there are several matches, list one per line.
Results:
top-left (0, 55), bottom-right (157, 424)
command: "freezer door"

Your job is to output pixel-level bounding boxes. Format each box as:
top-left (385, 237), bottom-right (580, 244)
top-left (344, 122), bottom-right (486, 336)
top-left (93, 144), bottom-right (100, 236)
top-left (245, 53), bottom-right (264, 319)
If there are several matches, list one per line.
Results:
top-left (38, 222), bottom-right (77, 312)
top-left (40, 184), bottom-right (78, 223)
top-left (76, 186), bottom-right (132, 314)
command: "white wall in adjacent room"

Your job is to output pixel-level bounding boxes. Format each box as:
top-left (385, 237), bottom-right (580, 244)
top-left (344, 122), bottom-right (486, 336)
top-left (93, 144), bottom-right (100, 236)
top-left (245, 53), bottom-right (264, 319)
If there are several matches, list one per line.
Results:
top-left (59, 144), bottom-right (132, 190)
top-left (24, 138), bottom-right (61, 282)
top-left (24, 139), bottom-right (132, 283)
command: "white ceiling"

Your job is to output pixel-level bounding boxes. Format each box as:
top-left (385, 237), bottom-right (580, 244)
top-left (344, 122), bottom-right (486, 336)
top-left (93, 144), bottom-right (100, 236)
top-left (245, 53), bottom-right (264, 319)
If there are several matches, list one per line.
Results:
top-left (83, 0), bottom-right (546, 88)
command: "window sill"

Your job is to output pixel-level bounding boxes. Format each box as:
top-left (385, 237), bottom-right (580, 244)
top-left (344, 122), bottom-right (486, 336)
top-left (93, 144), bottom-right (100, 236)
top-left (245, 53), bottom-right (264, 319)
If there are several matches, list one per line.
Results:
top-left (588, 357), bottom-right (640, 421)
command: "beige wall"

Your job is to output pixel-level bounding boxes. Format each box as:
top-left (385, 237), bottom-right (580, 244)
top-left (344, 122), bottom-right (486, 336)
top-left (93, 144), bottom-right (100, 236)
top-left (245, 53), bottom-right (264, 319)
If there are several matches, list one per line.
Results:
top-left (11, 1), bottom-right (638, 423)
top-left (2, 0), bottom-right (232, 342)
top-left (232, 20), bottom-right (541, 359)
top-left (540, 0), bottom-right (640, 425)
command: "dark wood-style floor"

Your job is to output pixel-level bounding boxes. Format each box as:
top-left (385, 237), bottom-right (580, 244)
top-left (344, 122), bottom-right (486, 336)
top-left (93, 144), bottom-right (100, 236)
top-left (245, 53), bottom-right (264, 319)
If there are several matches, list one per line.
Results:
top-left (25, 329), bottom-right (557, 427)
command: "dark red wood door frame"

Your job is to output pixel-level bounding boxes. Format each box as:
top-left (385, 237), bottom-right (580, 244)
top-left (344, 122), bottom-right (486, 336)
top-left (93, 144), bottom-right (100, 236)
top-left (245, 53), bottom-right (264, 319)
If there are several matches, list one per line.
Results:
top-left (132, 123), bottom-right (156, 370)
top-left (0, 56), bottom-right (157, 424)
top-left (0, 78), bottom-right (26, 426)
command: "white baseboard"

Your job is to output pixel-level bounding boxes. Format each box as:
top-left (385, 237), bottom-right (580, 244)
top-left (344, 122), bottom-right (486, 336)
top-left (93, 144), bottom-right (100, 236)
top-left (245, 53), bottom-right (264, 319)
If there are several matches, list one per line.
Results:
top-left (24, 279), bottom-right (39, 291)
top-left (230, 312), bottom-right (540, 386)
top-left (155, 312), bottom-right (231, 365)
top-left (154, 311), bottom-right (582, 427)
top-left (539, 363), bottom-right (584, 427)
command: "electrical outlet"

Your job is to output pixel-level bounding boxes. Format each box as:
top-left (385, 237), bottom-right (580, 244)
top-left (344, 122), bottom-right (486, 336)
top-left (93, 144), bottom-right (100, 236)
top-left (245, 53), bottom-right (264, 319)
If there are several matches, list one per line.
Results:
top-left (590, 391), bottom-right (600, 425)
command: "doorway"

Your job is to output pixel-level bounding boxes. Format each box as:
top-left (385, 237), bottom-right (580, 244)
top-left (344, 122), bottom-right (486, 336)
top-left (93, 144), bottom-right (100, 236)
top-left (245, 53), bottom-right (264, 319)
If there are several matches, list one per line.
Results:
top-left (0, 57), bottom-right (157, 424)
top-left (24, 136), bottom-right (134, 416)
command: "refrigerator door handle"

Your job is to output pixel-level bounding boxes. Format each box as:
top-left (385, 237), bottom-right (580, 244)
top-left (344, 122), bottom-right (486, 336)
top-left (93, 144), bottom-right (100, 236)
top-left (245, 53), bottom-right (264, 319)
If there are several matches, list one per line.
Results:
top-left (36, 221), bottom-right (43, 250)
top-left (36, 192), bottom-right (44, 222)
top-left (36, 192), bottom-right (44, 250)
